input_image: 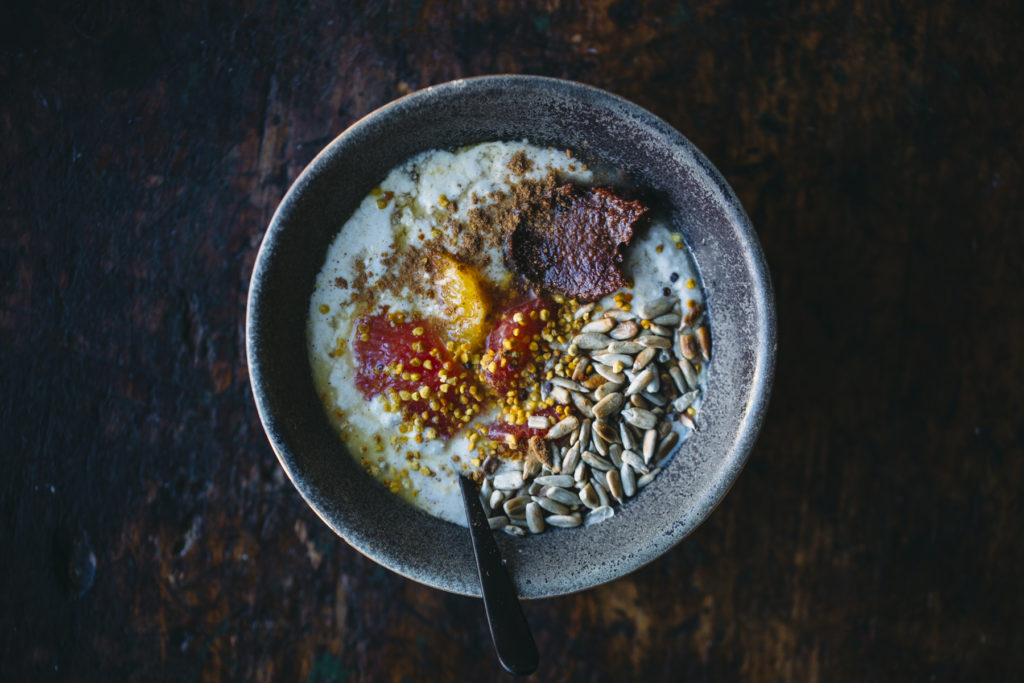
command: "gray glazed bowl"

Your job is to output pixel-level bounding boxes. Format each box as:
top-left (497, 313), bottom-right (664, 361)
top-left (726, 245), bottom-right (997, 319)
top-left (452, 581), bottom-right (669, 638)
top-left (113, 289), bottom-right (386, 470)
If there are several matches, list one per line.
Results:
top-left (246, 75), bottom-right (775, 599)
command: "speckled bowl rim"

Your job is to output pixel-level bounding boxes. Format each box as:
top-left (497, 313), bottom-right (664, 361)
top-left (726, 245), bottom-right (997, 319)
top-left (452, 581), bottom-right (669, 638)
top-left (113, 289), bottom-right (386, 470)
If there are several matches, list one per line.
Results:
top-left (247, 75), bottom-right (776, 599)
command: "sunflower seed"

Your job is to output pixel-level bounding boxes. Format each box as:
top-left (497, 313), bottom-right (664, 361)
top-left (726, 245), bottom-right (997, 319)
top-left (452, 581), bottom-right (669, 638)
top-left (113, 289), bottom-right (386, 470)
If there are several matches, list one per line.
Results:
top-left (494, 470), bottom-right (525, 491)
top-left (585, 505), bottom-right (615, 526)
top-left (620, 463), bottom-right (637, 497)
top-left (528, 481), bottom-right (543, 496)
top-left (546, 415), bottom-right (579, 440)
top-left (594, 419), bottom-right (619, 443)
top-left (542, 486), bottom-right (581, 507)
top-left (658, 419), bottom-right (674, 438)
top-left (523, 453), bottom-right (542, 479)
top-left (668, 365), bottom-right (688, 393)
top-left (653, 313), bottom-right (680, 326)
top-left (678, 413), bottom-right (697, 431)
top-left (569, 425), bottom-right (580, 446)
top-left (546, 514), bottom-right (582, 528)
top-left (618, 421), bottom-right (636, 450)
top-left (571, 356), bottom-right (589, 381)
top-left (644, 390), bottom-right (668, 407)
top-left (678, 333), bottom-right (698, 360)
top-left (622, 406), bottom-right (658, 430)
top-left (678, 357), bottom-right (699, 388)
top-left (532, 495), bottom-right (569, 515)
top-left (573, 461), bottom-right (588, 483)
top-left (637, 468), bottom-right (661, 488)
top-left (631, 347), bottom-right (656, 374)
top-left (592, 352), bottom-right (635, 368)
top-left (573, 333), bottom-right (612, 350)
top-left (645, 369), bottom-right (661, 394)
top-left (488, 490), bottom-right (506, 510)
top-left (503, 524), bottom-right (527, 537)
top-left (582, 450), bottom-right (615, 471)
top-left (592, 383), bottom-right (617, 402)
top-left (550, 377), bottom-right (584, 392)
top-left (637, 334), bottom-right (671, 349)
top-left (606, 469), bottom-right (624, 503)
top-left (624, 368), bottom-right (655, 397)
top-left (574, 302), bottom-right (596, 319)
top-left (550, 385), bottom-right (571, 405)
top-left (621, 449), bottom-right (650, 474)
top-left (503, 496), bottom-right (530, 518)
top-left (609, 320), bottom-right (640, 340)
top-left (581, 318), bottom-right (615, 334)
top-left (593, 363), bottom-right (626, 384)
top-left (603, 309), bottom-right (636, 321)
top-left (656, 431), bottom-right (679, 459)
top-left (508, 518), bottom-right (530, 529)
top-left (607, 340), bottom-right (644, 354)
top-left (697, 326), bottom-right (711, 360)
top-left (683, 303), bottom-right (704, 326)
top-left (591, 479), bottom-right (611, 507)
top-left (592, 392), bottom-right (624, 419)
top-left (570, 391), bottom-right (595, 418)
top-left (561, 442), bottom-right (581, 473)
top-left (534, 474), bottom-right (572, 488)
top-left (488, 515), bottom-right (508, 530)
top-left (673, 390), bottom-right (700, 412)
top-left (579, 418), bottom-right (592, 452)
top-left (630, 393), bottom-right (651, 410)
top-left (590, 425), bottom-right (608, 456)
top-left (481, 478), bottom-right (494, 499)
top-left (639, 296), bottom-right (675, 319)
top-left (530, 435), bottom-right (555, 468)
top-left (525, 502), bottom-right (546, 533)
top-left (579, 483), bottom-right (600, 509)
top-left (608, 442), bottom-right (624, 468)
top-left (642, 429), bottom-right (658, 462)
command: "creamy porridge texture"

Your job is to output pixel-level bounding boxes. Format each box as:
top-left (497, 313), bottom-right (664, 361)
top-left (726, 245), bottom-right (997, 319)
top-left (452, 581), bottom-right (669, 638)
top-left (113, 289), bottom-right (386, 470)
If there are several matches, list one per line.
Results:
top-left (308, 141), bottom-right (709, 530)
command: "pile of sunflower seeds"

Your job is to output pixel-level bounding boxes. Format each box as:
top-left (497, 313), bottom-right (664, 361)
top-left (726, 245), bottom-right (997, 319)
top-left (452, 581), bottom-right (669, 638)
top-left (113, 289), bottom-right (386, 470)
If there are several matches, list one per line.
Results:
top-left (479, 295), bottom-right (711, 536)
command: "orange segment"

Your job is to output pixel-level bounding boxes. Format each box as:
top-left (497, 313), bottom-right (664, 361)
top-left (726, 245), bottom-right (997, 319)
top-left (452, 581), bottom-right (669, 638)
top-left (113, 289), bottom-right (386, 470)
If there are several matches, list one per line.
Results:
top-left (431, 251), bottom-right (491, 350)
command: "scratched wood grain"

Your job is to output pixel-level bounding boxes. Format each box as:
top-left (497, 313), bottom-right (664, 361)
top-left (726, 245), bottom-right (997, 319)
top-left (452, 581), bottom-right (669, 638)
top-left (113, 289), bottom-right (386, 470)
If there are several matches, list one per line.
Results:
top-left (2, 1), bottom-right (1023, 680)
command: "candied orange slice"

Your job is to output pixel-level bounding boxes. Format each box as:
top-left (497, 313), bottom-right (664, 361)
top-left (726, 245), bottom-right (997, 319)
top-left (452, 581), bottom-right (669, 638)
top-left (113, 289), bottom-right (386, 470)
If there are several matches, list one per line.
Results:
top-left (431, 251), bottom-right (491, 350)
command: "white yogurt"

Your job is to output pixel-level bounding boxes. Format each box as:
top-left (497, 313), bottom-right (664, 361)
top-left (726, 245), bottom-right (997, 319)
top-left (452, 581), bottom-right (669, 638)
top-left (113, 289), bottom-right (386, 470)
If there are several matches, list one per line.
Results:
top-left (308, 141), bottom-right (706, 524)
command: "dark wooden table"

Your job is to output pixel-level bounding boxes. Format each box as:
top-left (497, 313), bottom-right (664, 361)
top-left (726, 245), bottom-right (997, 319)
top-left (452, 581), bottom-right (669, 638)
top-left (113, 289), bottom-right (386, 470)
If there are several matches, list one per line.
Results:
top-left (3, 1), bottom-right (1022, 680)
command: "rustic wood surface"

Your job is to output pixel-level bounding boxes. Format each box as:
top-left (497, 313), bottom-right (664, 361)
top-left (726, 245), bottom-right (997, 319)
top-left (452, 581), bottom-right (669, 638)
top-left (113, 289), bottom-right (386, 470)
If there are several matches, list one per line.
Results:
top-left (2, 1), bottom-right (1022, 680)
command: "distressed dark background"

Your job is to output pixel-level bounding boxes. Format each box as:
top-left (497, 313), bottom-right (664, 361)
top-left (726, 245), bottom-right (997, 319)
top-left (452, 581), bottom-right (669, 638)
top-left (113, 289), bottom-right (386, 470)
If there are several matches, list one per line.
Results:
top-left (2, 0), bottom-right (1023, 681)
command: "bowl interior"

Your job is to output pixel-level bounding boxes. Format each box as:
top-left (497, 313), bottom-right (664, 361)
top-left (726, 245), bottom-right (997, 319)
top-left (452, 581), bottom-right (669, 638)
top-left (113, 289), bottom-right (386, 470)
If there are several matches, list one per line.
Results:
top-left (246, 76), bottom-right (775, 598)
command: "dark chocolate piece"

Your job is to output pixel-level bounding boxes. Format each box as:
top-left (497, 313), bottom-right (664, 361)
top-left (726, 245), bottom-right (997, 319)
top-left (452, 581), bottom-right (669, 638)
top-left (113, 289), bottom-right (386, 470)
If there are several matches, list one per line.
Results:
top-left (507, 184), bottom-right (648, 301)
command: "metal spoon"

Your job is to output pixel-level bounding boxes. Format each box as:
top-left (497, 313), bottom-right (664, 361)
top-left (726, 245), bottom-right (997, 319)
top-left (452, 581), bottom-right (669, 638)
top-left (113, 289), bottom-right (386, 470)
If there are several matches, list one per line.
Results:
top-left (458, 475), bottom-right (539, 676)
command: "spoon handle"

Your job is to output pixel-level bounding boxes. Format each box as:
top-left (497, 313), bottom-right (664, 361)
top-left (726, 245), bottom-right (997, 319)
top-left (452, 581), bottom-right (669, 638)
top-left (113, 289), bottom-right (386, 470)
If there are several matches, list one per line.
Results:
top-left (458, 475), bottom-right (539, 676)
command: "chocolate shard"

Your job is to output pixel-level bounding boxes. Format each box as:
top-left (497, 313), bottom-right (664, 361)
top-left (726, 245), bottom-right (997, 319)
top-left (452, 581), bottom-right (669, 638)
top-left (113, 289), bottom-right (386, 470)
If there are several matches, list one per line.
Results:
top-left (506, 184), bottom-right (648, 301)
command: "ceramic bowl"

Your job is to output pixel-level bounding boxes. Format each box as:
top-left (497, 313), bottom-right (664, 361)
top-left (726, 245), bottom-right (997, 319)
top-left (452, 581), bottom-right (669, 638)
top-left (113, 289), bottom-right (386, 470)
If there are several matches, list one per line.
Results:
top-left (246, 75), bottom-right (775, 598)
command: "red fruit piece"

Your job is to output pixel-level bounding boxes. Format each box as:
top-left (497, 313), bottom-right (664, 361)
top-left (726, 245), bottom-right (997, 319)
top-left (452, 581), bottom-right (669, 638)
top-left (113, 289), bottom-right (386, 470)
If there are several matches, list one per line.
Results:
top-left (479, 297), bottom-right (554, 395)
top-left (353, 310), bottom-right (482, 438)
